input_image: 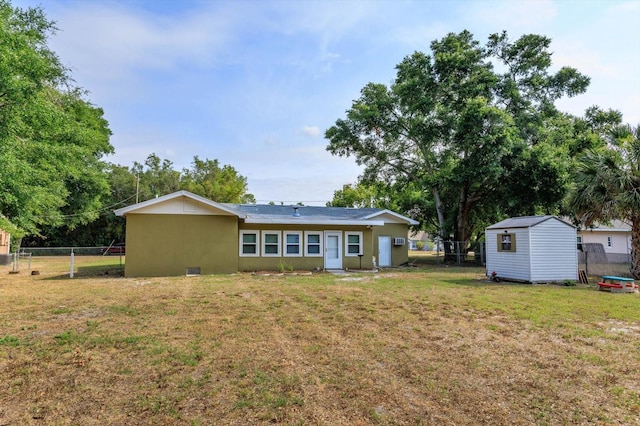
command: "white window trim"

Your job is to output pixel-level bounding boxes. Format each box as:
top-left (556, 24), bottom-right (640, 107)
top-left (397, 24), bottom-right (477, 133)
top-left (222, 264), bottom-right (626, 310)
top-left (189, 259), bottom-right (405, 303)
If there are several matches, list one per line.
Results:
top-left (262, 231), bottom-right (281, 257)
top-left (304, 231), bottom-right (324, 257)
top-left (284, 231), bottom-right (303, 257)
top-left (239, 230), bottom-right (260, 257)
top-left (345, 231), bottom-right (363, 256)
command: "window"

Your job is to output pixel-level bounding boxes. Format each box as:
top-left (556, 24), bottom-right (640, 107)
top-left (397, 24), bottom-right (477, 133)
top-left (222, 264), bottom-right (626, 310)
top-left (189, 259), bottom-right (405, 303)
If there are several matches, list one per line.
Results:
top-left (262, 231), bottom-right (281, 256)
top-left (577, 236), bottom-right (583, 251)
top-left (305, 231), bottom-right (323, 257)
top-left (497, 233), bottom-right (516, 252)
top-left (239, 230), bottom-right (259, 257)
top-left (345, 232), bottom-right (363, 256)
top-left (284, 231), bottom-right (302, 257)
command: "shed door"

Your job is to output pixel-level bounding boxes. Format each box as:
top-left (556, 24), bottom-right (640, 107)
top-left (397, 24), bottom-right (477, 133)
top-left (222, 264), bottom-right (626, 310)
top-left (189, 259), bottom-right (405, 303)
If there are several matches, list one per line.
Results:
top-left (378, 236), bottom-right (392, 267)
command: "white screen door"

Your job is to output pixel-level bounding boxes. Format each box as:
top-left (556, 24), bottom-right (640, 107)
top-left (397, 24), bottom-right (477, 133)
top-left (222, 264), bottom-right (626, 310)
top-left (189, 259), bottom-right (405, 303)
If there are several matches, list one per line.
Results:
top-left (325, 232), bottom-right (342, 269)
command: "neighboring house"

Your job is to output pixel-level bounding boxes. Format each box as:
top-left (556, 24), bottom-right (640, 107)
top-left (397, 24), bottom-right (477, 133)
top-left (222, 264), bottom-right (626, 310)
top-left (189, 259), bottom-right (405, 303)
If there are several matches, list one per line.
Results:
top-left (0, 229), bottom-right (10, 265)
top-left (408, 230), bottom-right (431, 250)
top-left (114, 191), bottom-right (419, 277)
top-left (577, 220), bottom-right (631, 264)
top-left (0, 229), bottom-right (9, 255)
top-left (485, 216), bottom-right (578, 283)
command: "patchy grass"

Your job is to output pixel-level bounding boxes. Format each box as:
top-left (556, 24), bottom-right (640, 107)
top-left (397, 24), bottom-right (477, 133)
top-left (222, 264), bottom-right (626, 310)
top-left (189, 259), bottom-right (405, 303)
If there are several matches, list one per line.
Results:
top-left (1, 257), bottom-right (639, 425)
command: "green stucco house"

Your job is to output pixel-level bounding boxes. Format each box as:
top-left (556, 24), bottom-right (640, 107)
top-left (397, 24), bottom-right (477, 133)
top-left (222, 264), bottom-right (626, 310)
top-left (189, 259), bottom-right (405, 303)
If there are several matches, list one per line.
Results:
top-left (114, 191), bottom-right (419, 277)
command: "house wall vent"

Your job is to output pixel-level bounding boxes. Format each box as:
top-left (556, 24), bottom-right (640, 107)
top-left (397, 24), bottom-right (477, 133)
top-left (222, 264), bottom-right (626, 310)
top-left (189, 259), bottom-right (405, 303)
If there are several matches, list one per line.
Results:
top-left (186, 267), bottom-right (201, 276)
top-left (393, 237), bottom-right (405, 246)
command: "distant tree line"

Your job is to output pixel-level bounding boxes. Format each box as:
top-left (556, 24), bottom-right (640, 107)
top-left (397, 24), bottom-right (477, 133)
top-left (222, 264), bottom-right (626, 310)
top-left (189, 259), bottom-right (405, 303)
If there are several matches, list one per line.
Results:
top-left (22, 153), bottom-right (254, 247)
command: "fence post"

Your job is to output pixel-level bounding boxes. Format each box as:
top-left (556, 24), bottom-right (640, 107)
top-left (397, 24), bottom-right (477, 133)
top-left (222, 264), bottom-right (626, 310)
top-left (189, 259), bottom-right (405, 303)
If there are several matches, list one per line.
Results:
top-left (70, 249), bottom-right (75, 279)
top-left (584, 250), bottom-right (588, 276)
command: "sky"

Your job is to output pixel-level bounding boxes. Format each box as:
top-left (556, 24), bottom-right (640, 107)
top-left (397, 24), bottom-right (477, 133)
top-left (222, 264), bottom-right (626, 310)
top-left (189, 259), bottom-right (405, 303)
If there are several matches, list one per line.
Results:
top-left (15, 0), bottom-right (640, 205)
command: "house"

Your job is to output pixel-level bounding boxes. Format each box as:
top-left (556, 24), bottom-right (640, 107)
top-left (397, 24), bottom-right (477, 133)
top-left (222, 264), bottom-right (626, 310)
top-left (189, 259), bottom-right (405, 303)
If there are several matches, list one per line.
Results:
top-left (0, 229), bottom-right (10, 265)
top-left (485, 216), bottom-right (578, 283)
top-left (408, 230), bottom-right (431, 250)
top-left (0, 229), bottom-right (9, 255)
top-left (114, 191), bottom-right (419, 277)
top-left (577, 220), bottom-right (631, 264)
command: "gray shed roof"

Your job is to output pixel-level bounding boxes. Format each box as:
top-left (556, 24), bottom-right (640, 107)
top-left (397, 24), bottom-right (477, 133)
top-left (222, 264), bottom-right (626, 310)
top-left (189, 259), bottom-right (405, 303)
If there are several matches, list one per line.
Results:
top-left (486, 215), bottom-right (574, 230)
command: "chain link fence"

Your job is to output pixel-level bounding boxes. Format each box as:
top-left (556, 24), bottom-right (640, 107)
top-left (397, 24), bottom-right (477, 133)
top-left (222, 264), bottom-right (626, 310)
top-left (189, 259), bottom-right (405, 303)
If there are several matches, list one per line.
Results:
top-left (4, 246), bottom-right (124, 277)
top-left (409, 241), bottom-right (486, 266)
top-left (579, 243), bottom-right (632, 278)
top-left (436, 241), bottom-right (486, 266)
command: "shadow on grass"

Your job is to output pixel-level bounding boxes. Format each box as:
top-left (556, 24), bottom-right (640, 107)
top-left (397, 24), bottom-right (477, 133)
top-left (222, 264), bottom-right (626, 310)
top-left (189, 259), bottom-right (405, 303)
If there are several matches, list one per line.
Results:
top-left (439, 278), bottom-right (498, 287)
top-left (43, 263), bottom-right (124, 280)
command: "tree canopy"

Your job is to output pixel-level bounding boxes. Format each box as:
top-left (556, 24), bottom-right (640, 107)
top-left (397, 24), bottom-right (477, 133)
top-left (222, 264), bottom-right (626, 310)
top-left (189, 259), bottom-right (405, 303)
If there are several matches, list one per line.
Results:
top-left (0, 1), bottom-right (113, 238)
top-left (326, 30), bottom-right (590, 245)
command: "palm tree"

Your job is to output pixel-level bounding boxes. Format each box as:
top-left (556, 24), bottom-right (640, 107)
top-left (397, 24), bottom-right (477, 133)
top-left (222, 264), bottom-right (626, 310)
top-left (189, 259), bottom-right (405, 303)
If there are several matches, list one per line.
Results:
top-left (569, 124), bottom-right (640, 279)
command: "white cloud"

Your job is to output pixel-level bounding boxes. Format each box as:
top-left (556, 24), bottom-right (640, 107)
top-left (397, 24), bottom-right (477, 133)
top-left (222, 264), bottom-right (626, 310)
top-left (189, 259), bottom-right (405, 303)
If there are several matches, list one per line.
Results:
top-left (301, 126), bottom-right (320, 138)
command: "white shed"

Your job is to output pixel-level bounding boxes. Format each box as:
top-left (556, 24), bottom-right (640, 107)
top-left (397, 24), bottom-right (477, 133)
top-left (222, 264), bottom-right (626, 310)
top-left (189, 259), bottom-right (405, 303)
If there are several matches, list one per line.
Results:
top-left (486, 216), bottom-right (578, 283)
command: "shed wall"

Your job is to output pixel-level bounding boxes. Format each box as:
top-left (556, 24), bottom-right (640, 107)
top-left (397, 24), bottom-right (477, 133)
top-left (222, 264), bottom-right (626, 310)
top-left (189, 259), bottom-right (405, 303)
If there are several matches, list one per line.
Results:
top-left (529, 219), bottom-right (577, 282)
top-left (486, 228), bottom-right (532, 281)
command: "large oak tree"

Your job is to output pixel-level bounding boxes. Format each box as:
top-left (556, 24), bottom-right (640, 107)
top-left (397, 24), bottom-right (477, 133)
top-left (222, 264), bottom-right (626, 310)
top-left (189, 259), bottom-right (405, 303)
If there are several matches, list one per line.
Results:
top-left (0, 1), bottom-right (113, 239)
top-left (326, 31), bottom-right (589, 247)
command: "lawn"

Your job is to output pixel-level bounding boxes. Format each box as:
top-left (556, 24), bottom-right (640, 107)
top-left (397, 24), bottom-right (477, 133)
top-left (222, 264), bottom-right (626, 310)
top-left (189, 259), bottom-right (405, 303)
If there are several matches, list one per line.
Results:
top-left (1, 257), bottom-right (639, 425)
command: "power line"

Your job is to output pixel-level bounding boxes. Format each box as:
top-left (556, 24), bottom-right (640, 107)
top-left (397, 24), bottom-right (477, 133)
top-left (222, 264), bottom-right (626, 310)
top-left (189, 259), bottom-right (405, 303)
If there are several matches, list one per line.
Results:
top-left (39, 193), bottom-right (138, 219)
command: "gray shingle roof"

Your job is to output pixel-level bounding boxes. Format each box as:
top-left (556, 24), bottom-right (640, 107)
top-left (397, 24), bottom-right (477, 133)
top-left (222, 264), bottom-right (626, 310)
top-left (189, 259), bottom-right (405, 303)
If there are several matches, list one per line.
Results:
top-left (226, 204), bottom-right (383, 220)
top-left (487, 215), bottom-right (573, 229)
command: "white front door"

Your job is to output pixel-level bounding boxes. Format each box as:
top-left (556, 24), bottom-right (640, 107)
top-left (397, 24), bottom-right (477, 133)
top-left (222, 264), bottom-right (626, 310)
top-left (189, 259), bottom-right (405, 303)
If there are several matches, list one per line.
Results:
top-left (378, 236), bottom-right (392, 267)
top-left (325, 231), bottom-right (342, 269)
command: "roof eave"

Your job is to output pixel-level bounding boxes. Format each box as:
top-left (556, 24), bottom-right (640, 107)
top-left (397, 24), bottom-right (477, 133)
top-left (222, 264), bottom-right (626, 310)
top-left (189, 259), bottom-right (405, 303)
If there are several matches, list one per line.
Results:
top-left (360, 209), bottom-right (419, 225)
top-left (243, 218), bottom-right (385, 226)
top-left (114, 190), bottom-right (246, 218)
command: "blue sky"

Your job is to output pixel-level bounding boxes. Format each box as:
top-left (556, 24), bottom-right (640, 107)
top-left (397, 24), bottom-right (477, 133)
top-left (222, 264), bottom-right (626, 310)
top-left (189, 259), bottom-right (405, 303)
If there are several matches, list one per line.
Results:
top-left (15, 0), bottom-right (640, 205)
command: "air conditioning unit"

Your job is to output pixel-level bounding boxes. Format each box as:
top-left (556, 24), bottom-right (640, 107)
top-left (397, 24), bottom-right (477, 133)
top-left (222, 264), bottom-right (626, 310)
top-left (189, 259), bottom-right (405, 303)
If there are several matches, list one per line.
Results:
top-left (393, 237), bottom-right (405, 246)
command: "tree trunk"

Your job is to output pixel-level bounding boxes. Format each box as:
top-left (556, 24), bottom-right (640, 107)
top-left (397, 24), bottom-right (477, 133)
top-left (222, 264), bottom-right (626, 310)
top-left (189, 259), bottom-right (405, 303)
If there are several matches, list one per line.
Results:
top-left (630, 212), bottom-right (640, 280)
top-left (433, 187), bottom-right (446, 238)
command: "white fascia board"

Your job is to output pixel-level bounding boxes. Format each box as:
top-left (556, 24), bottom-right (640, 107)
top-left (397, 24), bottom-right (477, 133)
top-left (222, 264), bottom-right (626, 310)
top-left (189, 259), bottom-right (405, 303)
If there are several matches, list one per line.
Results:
top-left (114, 190), bottom-right (246, 218)
top-left (361, 209), bottom-right (419, 225)
top-left (581, 228), bottom-right (631, 233)
top-left (243, 218), bottom-right (385, 226)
